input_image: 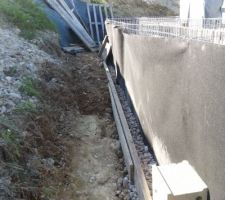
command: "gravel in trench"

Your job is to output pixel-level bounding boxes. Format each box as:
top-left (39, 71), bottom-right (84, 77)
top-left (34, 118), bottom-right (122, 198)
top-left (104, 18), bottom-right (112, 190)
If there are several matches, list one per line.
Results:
top-left (108, 65), bottom-right (157, 197)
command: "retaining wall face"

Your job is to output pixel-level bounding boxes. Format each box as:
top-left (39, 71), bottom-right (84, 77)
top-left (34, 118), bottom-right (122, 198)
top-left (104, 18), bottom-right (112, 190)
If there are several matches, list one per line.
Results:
top-left (106, 25), bottom-right (225, 200)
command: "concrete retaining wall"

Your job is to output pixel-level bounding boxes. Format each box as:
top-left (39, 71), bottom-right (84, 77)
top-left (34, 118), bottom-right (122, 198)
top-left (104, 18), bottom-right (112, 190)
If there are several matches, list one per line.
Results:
top-left (106, 24), bottom-right (225, 200)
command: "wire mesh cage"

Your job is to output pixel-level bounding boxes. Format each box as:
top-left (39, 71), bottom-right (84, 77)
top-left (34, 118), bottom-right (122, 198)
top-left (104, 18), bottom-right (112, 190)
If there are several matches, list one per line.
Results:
top-left (106, 17), bottom-right (225, 45)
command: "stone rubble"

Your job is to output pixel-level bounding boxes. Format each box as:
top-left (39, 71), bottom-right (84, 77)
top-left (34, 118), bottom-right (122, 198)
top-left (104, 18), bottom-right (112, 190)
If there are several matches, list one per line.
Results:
top-left (0, 27), bottom-right (58, 114)
top-left (116, 85), bottom-right (157, 194)
top-left (116, 174), bottom-right (140, 200)
top-left (108, 65), bottom-right (157, 199)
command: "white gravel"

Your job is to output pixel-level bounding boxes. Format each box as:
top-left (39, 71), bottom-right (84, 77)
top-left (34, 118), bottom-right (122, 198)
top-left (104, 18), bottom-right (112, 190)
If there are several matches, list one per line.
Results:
top-left (0, 27), bottom-right (58, 114)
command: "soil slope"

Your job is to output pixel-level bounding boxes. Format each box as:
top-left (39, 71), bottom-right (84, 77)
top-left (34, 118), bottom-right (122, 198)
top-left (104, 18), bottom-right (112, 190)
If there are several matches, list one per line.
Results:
top-left (0, 26), bottom-right (130, 200)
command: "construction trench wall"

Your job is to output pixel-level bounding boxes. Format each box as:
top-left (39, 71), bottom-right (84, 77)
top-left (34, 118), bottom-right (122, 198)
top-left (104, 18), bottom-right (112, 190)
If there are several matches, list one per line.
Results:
top-left (106, 24), bottom-right (225, 200)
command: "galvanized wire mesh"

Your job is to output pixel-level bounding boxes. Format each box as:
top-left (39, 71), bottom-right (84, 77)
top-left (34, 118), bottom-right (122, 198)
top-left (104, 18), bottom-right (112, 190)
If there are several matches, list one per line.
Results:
top-left (107, 17), bottom-right (225, 45)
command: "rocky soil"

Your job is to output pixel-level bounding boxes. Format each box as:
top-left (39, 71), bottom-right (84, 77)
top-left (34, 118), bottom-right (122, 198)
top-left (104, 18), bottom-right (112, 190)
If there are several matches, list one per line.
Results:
top-left (107, 0), bottom-right (176, 17)
top-left (144, 0), bottom-right (179, 13)
top-left (0, 26), bottom-right (57, 115)
top-left (0, 25), bottom-right (132, 200)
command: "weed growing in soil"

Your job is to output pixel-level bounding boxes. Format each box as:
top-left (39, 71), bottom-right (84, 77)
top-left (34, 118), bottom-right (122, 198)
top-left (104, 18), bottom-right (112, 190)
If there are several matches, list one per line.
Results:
top-left (42, 186), bottom-right (57, 199)
top-left (0, 0), bottom-right (54, 39)
top-left (1, 129), bottom-right (21, 161)
top-left (90, 0), bottom-right (106, 3)
top-left (0, 116), bottom-right (20, 134)
top-left (19, 77), bottom-right (40, 97)
top-left (3, 66), bottom-right (17, 77)
top-left (15, 100), bottom-right (37, 114)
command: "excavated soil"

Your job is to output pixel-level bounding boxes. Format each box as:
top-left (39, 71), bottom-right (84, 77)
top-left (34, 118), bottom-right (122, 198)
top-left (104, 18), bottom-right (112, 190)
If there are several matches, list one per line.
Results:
top-left (37, 52), bottom-right (124, 200)
top-left (0, 27), bottom-right (127, 200)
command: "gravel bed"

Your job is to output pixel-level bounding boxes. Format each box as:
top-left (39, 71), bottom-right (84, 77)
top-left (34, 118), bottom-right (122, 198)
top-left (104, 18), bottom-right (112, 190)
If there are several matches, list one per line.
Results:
top-left (108, 65), bottom-right (157, 198)
top-left (116, 85), bottom-right (157, 193)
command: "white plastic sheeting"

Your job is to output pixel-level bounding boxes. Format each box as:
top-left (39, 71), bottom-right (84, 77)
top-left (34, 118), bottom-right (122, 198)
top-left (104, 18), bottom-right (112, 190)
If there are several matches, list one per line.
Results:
top-left (180, 0), bottom-right (225, 19)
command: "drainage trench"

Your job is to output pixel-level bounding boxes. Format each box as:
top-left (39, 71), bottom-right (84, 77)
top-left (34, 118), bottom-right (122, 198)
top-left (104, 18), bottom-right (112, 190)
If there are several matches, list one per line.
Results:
top-left (116, 84), bottom-right (157, 191)
top-left (35, 0), bottom-right (157, 195)
top-left (107, 64), bottom-right (158, 198)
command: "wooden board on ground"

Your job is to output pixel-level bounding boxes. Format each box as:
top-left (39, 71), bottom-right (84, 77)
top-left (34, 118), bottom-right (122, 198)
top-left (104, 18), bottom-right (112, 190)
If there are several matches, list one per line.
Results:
top-left (93, 5), bottom-right (100, 44)
top-left (99, 41), bottom-right (111, 61)
top-left (103, 62), bottom-right (152, 200)
top-left (62, 45), bottom-right (85, 54)
top-left (98, 35), bottom-right (109, 57)
top-left (109, 84), bottom-right (134, 182)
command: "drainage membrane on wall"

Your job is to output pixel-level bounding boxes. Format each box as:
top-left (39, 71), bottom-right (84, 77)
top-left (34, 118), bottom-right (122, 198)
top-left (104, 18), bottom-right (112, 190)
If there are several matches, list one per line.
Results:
top-left (106, 23), bottom-right (225, 200)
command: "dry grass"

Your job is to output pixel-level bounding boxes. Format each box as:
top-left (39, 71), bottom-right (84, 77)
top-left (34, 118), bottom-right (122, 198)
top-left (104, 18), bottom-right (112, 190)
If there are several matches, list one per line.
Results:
top-left (0, 0), bottom-right (54, 39)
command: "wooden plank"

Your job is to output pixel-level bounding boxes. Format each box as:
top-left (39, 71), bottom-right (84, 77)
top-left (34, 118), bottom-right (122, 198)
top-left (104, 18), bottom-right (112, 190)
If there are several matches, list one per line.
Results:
top-left (47, 0), bottom-right (96, 50)
top-left (91, 22), bottom-right (102, 25)
top-left (101, 42), bottom-right (111, 61)
top-left (71, 0), bottom-right (75, 11)
top-left (98, 35), bottom-right (109, 57)
top-left (58, 0), bottom-right (79, 23)
top-left (62, 46), bottom-right (85, 54)
top-left (58, 0), bottom-right (89, 31)
top-left (109, 84), bottom-right (134, 182)
top-left (103, 62), bottom-right (152, 200)
top-left (72, 0), bottom-right (75, 7)
top-left (45, 0), bottom-right (97, 51)
top-left (87, 3), bottom-right (94, 39)
top-left (99, 5), bottom-right (105, 36)
top-left (109, 3), bottom-right (114, 18)
top-left (104, 4), bottom-right (108, 19)
top-left (93, 5), bottom-right (100, 44)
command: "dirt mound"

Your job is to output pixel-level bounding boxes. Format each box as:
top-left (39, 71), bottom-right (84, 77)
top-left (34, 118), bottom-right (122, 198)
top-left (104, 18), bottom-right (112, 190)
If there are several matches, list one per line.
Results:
top-left (39, 53), bottom-right (111, 117)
